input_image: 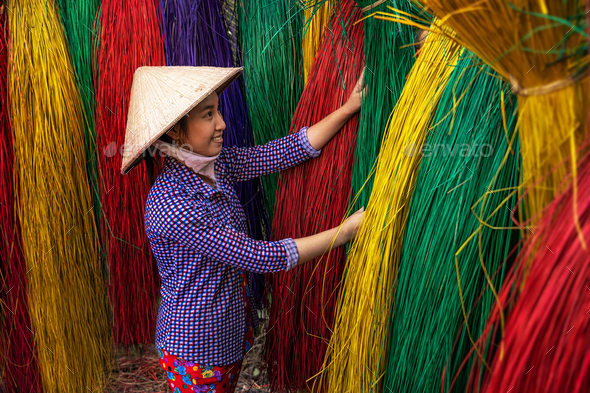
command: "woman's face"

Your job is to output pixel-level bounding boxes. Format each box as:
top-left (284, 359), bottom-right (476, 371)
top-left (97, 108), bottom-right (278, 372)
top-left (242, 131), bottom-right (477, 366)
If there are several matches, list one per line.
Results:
top-left (168, 92), bottom-right (226, 157)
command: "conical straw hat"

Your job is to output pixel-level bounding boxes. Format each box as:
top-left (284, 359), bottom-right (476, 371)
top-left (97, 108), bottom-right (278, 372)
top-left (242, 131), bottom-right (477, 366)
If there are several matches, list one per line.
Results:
top-left (120, 66), bottom-right (243, 175)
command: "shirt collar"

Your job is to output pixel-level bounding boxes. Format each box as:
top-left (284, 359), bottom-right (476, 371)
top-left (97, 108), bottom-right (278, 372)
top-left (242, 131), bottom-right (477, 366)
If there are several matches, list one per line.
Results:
top-left (164, 156), bottom-right (220, 199)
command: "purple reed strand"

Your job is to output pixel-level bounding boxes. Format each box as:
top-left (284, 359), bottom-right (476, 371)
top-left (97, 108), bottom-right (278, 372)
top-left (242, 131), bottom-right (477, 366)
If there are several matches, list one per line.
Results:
top-left (192, 0), bottom-right (265, 234)
top-left (158, 0), bottom-right (269, 308)
top-left (194, 0), bottom-right (268, 308)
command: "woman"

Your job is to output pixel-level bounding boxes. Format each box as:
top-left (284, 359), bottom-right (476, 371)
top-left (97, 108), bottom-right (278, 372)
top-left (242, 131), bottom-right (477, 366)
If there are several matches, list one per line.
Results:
top-left (121, 66), bottom-right (365, 392)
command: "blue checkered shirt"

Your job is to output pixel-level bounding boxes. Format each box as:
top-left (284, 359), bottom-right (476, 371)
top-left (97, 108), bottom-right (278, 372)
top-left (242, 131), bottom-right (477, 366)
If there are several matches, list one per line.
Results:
top-left (145, 127), bottom-right (321, 365)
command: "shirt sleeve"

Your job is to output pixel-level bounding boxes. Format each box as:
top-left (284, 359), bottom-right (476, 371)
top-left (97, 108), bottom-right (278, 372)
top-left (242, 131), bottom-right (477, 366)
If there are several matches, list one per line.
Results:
top-left (219, 126), bottom-right (322, 183)
top-left (282, 238), bottom-right (300, 270)
top-left (159, 198), bottom-right (300, 274)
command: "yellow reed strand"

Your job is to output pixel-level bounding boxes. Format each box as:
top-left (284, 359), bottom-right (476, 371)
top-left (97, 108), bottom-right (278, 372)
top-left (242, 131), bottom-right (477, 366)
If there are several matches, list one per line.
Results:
top-left (7, 1), bottom-right (111, 392)
top-left (312, 26), bottom-right (461, 393)
top-left (419, 0), bottom-right (589, 226)
top-left (303, 0), bottom-right (333, 83)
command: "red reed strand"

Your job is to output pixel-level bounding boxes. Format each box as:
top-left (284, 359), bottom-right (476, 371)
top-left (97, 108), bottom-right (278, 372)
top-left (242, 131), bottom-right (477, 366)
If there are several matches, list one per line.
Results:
top-left (466, 152), bottom-right (590, 392)
top-left (96, 0), bottom-right (164, 346)
top-left (0, 9), bottom-right (43, 392)
top-left (266, 1), bottom-right (364, 391)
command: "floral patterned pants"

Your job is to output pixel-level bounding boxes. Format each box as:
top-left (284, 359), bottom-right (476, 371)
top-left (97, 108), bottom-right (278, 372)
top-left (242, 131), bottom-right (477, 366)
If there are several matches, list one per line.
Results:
top-left (158, 348), bottom-right (241, 393)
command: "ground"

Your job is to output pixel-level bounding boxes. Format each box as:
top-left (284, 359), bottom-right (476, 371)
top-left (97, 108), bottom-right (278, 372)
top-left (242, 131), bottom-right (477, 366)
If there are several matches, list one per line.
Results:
top-left (103, 320), bottom-right (271, 393)
top-left (0, 323), bottom-right (273, 393)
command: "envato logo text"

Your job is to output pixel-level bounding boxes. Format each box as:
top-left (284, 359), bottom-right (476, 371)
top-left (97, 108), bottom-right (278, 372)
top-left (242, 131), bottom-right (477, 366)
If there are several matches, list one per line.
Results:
top-left (403, 141), bottom-right (493, 158)
top-left (103, 141), bottom-right (196, 159)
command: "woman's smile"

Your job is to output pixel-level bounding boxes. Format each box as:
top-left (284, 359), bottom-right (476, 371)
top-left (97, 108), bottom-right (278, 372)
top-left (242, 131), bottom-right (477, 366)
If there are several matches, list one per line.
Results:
top-left (212, 134), bottom-right (223, 143)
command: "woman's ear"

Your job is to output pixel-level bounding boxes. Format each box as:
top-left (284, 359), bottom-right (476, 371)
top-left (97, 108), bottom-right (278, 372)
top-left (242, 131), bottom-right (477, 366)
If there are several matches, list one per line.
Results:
top-left (167, 124), bottom-right (181, 140)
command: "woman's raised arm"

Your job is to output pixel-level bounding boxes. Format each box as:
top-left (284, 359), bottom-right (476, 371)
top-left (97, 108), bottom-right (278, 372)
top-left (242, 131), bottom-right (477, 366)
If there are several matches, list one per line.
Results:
top-left (219, 68), bottom-right (366, 183)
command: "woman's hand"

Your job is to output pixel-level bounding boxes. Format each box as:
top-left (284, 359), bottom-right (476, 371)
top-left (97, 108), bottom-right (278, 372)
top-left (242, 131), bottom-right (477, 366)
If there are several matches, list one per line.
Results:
top-left (306, 67), bottom-right (366, 150)
top-left (291, 206), bottom-right (365, 267)
top-left (343, 207), bottom-right (365, 242)
top-left (344, 68), bottom-right (366, 114)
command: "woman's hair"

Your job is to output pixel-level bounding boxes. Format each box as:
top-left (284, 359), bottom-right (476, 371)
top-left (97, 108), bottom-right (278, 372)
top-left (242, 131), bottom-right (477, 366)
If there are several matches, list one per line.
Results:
top-left (159, 114), bottom-right (189, 144)
top-left (146, 114), bottom-right (190, 187)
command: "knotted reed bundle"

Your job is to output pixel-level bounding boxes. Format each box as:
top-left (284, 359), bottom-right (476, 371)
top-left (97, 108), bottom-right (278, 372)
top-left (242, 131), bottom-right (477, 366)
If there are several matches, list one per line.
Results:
top-left (55, 0), bottom-right (102, 236)
top-left (237, 0), bottom-right (304, 222)
top-left (385, 57), bottom-right (520, 393)
top-left (467, 149), bottom-right (590, 392)
top-left (266, 1), bottom-right (363, 390)
top-left (302, 0), bottom-right (333, 83)
top-left (158, 0), bottom-right (269, 309)
top-left (0, 8), bottom-right (42, 392)
top-left (415, 1), bottom-right (589, 224)
top-left (350, 0), bottom-right (416, 210)
top-left (315, 25), bottom-right (461, 393)
top-left (7, 1), bottom-right (110, 391)
top-left (96, 0), bottom-right (164, 345)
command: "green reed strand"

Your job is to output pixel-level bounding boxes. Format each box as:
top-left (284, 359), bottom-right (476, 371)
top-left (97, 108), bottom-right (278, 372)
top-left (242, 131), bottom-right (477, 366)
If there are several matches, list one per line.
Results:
top-left (384, 55), bottom-right (520, 393)
top-left (56, 0), bottom-right (101, 230)
top-left (237, 0), bottom-right (304, 223)
top-left (350, 0), bottom-right (417, 210)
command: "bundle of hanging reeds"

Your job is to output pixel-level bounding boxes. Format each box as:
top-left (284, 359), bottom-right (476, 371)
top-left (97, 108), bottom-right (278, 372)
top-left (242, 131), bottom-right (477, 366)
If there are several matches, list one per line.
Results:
top-left (158, 0), bottom-right (269, 310)
top-left (7, 0), bottom-right (110, 391)
top-left (417, 0), bottom-right (589, 225)
top-left (314, 24), bottom-right (462, 393)
top-left (55, 0), bottom-right (102, 240)
top-left (384, 57), bottom-right (521, 393)
top-left (266, 1), bottom-right (364, 390)
top-left (96, 0), bottom-right (164, 345)
top-left (0, 7), bottom-right (42, 392)
top-left (350, 0), bottom-right (416, 211)
top-left (217, 0), bottom-right (241, 65)
top-left (466, 148), bottom-right (590, 392)
top-left (302, 0), bottom-right (333, 83)
top-left (237, 0), bottom-right (304, 222)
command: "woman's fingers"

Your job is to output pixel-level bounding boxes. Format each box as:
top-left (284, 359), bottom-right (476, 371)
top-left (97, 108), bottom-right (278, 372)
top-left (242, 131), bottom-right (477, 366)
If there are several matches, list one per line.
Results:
top-left (357, 67), bottom-right (365, 87)
top-left (356, 69), bottom-right (366, 100)
top-left (348, 208), bottom-right (366, 240)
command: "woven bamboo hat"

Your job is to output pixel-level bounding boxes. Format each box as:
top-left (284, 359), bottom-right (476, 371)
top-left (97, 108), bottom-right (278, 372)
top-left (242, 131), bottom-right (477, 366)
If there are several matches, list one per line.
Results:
top-left (120, 66), bottom-right (243, 175)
